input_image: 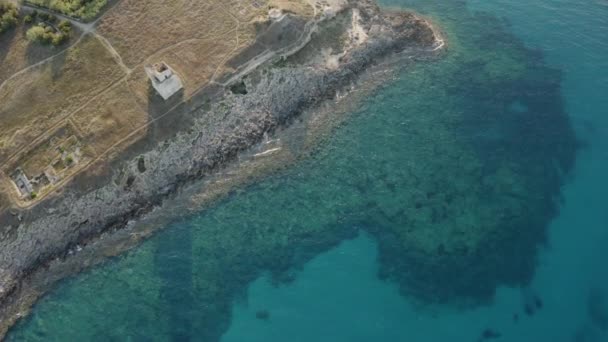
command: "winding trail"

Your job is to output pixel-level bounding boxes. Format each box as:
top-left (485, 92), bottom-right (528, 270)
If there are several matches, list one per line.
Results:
top-left (0, 2), bottom-right (113, 93)
top-left (0, 34), bottom-right (84, 94)
top-left (0, 1), bottom-right (127, 168)
top-left (0, 0), bottom-right (341, 208)
top-left (19, 4), bottom-right (95, 32)
top-left (93, 33), bottom-right (132, 74)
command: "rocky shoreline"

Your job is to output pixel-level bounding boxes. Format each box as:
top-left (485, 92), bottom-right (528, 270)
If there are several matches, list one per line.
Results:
top-left (0, 1), bottom-right (443, 338)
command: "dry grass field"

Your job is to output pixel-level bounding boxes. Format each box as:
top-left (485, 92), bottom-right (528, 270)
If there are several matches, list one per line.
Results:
top-left (0, 37), bottom-right (121, 160)
top-left (0, 35), bottom-right (123, 162)
top-left (0, 27), bottom-right (77, 84)
top-left (96, 0), bottom-right (245, 68)
top-left (0, 0), bottom-right (314, 207)
top-left (71, 80), bottom-right (148, 154)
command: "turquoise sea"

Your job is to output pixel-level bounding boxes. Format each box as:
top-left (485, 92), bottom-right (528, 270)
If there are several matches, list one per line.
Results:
top-left (7, 0), bottom-right (608, 341)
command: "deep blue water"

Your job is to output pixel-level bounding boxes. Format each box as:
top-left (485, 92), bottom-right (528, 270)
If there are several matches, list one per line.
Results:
top-left (7, 0), bottom-right (608, 341)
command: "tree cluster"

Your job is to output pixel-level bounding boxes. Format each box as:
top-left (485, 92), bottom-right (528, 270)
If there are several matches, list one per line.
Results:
top-left (0, 2), bottom-right (19, 34)
top-left (26, 0), bottom-right (107, 21)
top-left (25, 12), bottom-right (72, 46)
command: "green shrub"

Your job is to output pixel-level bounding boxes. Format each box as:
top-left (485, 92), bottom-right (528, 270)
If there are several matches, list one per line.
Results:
top-left (0, 2), bottom-right (19, 34)
top-left (51, 32), bottom-right (65, 45)
top-left (26, 25), bottom-right (46, 41)
top-left (58, 19), bottom-right (71, 34)
top-left (25, 0), bottom-right (107, 21)
top-left (26, 17), bottom-right (71, 46)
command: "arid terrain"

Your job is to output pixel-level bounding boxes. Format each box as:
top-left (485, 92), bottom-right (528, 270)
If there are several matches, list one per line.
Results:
top-left (0, 0), bottom-right (322, 209)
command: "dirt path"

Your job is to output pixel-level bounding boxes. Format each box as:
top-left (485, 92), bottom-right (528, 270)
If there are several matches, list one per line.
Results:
top-left (20, 4), bottom-right (95, 32)
top-left (94, 33), bottom-right (132, 74)
top-left (0, 5), bottom-right (90, 94)
top-left (217, 17), bottom-right (320, 87)
top-left (1, 1), bottom-right (327, 208)
top-left (0, 34), bottom-right (85, 94)
top-left (0, 1), bottom-right (124, 93)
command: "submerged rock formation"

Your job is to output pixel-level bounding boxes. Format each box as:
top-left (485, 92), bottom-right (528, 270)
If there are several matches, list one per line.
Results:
top-left (358, 3), bottom-right (578, 304)
top-left (588, 288), bottom-right (608, 331)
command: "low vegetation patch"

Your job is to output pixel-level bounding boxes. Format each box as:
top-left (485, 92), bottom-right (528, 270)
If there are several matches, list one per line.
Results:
top-left (25, 11), bottom-right (72, 46)
top-left (26, 0), bottom-right (107, 21)
top-left (0, 1), bottom-right (19, 34)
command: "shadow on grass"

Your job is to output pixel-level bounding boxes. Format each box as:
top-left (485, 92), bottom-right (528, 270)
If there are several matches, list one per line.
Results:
top-left (0, 28), bottom-right (18, 72)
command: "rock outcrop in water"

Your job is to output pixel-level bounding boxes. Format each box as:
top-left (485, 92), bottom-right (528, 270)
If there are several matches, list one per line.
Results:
top-left (359, 5), bottom-right (578, 305)
top-left (0, 1), bottom-right (443, 338)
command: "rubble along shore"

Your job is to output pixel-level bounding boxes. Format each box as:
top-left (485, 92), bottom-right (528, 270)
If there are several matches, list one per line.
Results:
top-left (0, 1), bottom-right (444, 338)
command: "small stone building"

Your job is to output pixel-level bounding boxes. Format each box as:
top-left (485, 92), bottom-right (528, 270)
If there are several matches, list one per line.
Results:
top-left (145, 62), bottom-right (183, 100)
top-left (11, 169), bottom-right (33, 197)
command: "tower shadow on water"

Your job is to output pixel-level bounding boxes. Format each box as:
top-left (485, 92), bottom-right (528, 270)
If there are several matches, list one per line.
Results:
top-left (154, 221), bottom-right (194, 341)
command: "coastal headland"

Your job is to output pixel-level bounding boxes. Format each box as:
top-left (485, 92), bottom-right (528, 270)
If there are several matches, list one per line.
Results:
top-left (0, 0), bottom-right (444, 337)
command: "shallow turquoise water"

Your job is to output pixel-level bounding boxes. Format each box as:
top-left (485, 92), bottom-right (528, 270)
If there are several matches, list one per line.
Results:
top-left (7, 0), bottom-right (608, 341)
